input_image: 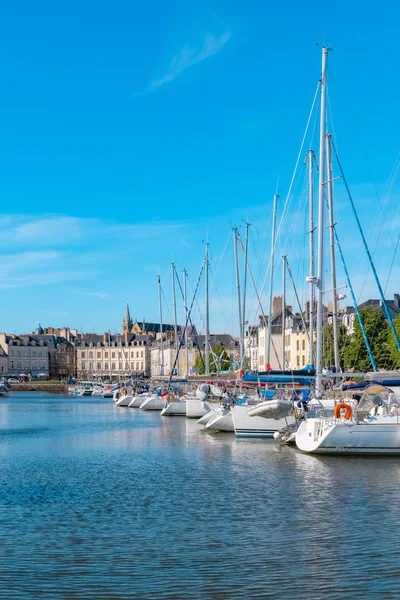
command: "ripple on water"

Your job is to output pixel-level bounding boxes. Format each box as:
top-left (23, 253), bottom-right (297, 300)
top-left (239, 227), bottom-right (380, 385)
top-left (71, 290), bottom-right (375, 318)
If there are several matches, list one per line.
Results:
top-left (0, 392), bottom-right (399, 599)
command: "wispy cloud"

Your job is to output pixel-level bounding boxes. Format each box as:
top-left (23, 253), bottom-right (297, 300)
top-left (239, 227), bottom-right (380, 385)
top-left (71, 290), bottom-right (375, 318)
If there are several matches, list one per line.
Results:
top-left (142, 31), bottom-right (231, 95)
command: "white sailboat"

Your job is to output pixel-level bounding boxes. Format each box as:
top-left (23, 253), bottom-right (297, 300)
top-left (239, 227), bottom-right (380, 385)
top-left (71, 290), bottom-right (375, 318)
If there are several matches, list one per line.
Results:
top-left (204, 405), bottom-right (234, 432)
top-left (140, 394), bottom-right (166, 411)
top-left (295, 47), bottom-right (400, 455)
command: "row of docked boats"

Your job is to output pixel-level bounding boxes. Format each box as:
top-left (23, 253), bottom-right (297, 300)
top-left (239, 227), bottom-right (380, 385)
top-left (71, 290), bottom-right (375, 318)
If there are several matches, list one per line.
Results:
top-left (110, 368), bottom-right (400, 453)
top-left (69, 382), bottom-right (115, 398)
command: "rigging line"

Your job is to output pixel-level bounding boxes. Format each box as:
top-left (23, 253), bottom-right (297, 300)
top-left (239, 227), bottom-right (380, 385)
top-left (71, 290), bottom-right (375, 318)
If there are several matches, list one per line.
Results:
top-left (331, 138), bottom-right (400, 352)
top-left (286, 260), bottom-right (310, 344)
top-left (208, 263), bottom-right (232, 333)
top-left (173, 266), bottom-right (203, 357)
top-left (160, 286), bottom-right (175, 325)
top-left (168, 262), bottom-right (205, 385)
top-left (236, 234), bottom-right (282, 370)
top-left (214, 230), bottom-right (231, 275)
top-left (249, 80), bottom-right (321, 330)
top-left (187, 274), bottom-right (206, 332)
top-left (356, 153), bottom-right (400, 301)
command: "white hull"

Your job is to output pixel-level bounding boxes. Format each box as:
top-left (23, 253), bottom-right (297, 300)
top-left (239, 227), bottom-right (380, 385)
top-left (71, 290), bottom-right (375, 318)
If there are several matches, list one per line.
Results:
top-left (129, 394), bottom-right (151, 408)
top-left (116, 395), bottom-right (133, 407)
top-left (187, 399), bottom-right (214, 419)
top-left (140, 396), bottom-right (166, 411)
top-left (160, 400), bottom-right (187, 416)
top-left (296, 418), bottom-right (400, 454)
top-left (232, 405), bottom-right (293, 438)
top-left (205, 408), bottom-right (234, 432)
top-left (197, 409), bottom-right (217, 426)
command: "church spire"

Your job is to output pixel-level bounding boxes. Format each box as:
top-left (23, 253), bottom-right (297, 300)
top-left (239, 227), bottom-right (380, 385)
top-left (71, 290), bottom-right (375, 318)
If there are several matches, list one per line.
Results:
top-left (122, 303), bottom-right (133, 336)
top-left (125, 303), bottom-right (131, 324)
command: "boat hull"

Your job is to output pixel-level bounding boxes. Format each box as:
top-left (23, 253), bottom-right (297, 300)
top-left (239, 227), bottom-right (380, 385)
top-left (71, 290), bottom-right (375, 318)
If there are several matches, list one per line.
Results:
top-left (205, 408), bottom-right (234, 432)
top-left (186, 399), bottom-right (214, 418)
top-left (140, 396), bottom-right (165, 411)
top-left (232, 405), bottom-right (293, 438)
top-left (160, 401), bottom-right (187, 416)
top-left (116, 395), bottom-right (133, 407)
top-left (296, 418), bottom-right (400, 454)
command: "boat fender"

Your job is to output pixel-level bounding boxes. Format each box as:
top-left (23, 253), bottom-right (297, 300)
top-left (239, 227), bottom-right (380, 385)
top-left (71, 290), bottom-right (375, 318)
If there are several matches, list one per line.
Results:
top-left (334, 403), bottom-right (352, 420)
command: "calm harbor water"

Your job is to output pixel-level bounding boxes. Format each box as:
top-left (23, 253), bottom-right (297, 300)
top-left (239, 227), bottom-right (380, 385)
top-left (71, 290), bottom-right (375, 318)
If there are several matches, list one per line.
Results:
top-left (0, 392), bottom-right (399, 599)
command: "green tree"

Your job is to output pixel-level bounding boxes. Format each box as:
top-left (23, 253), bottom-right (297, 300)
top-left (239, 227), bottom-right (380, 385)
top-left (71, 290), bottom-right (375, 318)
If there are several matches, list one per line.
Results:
top-left (343, 307), bottom-right (391, 372)
top-left (387, 314), bottom-right (400, 368)
top-left (322, 323), bottom-right (348, 369)
top-left (194, 343), bottom-right (231, 375)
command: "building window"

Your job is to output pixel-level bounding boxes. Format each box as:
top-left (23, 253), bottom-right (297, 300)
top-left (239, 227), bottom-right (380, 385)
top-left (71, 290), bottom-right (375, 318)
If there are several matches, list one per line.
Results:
top-left (302, 340), bottom-right (305, 351)
top-left (141, 351), bottom-right (143, 358)
top-left (296, 356), bottom-right (300, 367)
top-left (97, 363), bottom-right (101, 370)
top-left (296, 340), bottom-right (299, 351)
top-left (125, 363), bottom-right (129, 371)
top-left (131, 352), bottom-right (134, 358)
top-left (131, 362), bottom-right (135, 370)
top-left (105, 352), bottom-right (108, 358)
top-left (31, 351), bottom-right (35, 357)
top-left (82, 362), bottom-right (86, 370)
top-left (119, 362), bottom-right (122, 370)
top-left (112, 352), bottom-right (115, 358)
top-left (97, 352), bottom-right (101, 358)
top-left (136, 351), bottom-right (139, 358)
top-left (136, 362), bottom-right (139, 370)
top-left (89, 352), bottom-right (93, 359)
top-left (119, 352), bottom-right (122, 359)
top-left (111, 363), bottom-right (116, 371)
top-left (104, 363), bottom-right (109, 370)
top-left (302, 355), bottom-right (305, 366)
top-left (141, 362), bottom-right (143, 370)
top-left (81, 352), bottom-right (85, 358)
top-left (17, 361), bottom-right (22, 369)
top-left (89, 362), bottom-right (93, 370)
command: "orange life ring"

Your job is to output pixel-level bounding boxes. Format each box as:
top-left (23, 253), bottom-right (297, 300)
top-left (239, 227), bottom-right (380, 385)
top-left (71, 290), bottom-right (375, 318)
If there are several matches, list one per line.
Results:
top-left (334, 403), bottom-right (352, 420)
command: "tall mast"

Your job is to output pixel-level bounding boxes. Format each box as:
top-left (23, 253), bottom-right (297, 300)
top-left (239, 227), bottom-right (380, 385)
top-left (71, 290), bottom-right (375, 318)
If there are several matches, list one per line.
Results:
top-left (171, 262), bottom-right (178, 375)
top-left (307, 150), bottom-right (315, 366)
top-left (158, 275), bottom-right (164, 376)
top-left (282, 255), bottom-right (287, 370)
top-left (183, 269), bottom-right (189, 377)
top-left (326, 133), bottom-right (340, 372)
top-left (315, 46), bottom-right (329, 399)
top-left (204, 243), bottom-right (210, 375)
top-left (233, 228), bottom-right (243, 368)
top-left (267, 194), bottom-right (278, 366)
top-left (241, 222), bottom-right (249, 369)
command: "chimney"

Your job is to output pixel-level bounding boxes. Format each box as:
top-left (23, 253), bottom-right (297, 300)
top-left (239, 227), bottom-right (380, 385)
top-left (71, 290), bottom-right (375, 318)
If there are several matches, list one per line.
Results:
top-left (272, 295), bottom-right (282, 315)
top-left (103, 332), bottom-right (108, 345)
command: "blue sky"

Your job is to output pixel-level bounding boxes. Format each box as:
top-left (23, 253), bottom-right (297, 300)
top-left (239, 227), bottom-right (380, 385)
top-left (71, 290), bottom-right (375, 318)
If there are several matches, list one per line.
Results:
top-left (1, 0), bottom-right (399, 335)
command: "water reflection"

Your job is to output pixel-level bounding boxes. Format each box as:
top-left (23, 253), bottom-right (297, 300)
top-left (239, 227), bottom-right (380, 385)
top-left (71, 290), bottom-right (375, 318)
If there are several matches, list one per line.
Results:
top-left (0, 392), bottom-right (399, 599)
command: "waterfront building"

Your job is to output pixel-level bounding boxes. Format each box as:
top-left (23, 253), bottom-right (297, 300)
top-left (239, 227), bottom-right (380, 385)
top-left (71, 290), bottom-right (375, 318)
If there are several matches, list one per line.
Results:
top-left (244, 326), bottom-right (259, 371)
top-left (76, 332), bottom-right (152, 380)
top-left (0, 333), bottom-right (49, 377)
top-left (0, 347), bottom-right (8, 374)
top-left (150, 332), bottom-right (239, 377)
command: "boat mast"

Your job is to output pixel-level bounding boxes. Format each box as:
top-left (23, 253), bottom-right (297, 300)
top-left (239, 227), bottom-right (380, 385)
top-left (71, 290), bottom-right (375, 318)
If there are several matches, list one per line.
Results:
top-left (282, 255), bottom-right (287, 370)
top-left (204, 243), bottom-right (210, 375)
top-left (307, 150), bottom-right (315, 366)
top-left (233, 228), bottom-right (243, 368)
top-left (171, 262), bottom-right (178, 375)
top-left (158, 275), bottom-right (164, 376)
top-left (326, 133), bottom-right (340, 372)
top-left (315, 46), bottom-right (329, 399)
top-left (183, 269), bottom-right (189, 377)
top-left (242, 223), bottom-right (249, 369)
top-left (267, 194), bottom-right (278, 367)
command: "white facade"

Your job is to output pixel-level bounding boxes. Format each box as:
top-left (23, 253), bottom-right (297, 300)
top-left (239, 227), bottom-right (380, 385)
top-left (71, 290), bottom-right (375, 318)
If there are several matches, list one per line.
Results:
top-left (77, 338), bottom-right (150, 379)
top-left (0, 333), bottom-right (49, 376)
top-left (257, 326), bottom-right (284, 370)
